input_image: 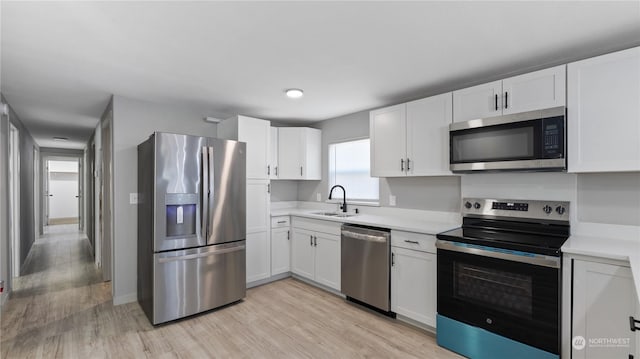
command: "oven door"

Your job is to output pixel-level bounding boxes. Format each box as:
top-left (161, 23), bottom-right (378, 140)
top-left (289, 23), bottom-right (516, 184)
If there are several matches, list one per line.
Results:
top-left (436, 240), bottom-right (561, 354)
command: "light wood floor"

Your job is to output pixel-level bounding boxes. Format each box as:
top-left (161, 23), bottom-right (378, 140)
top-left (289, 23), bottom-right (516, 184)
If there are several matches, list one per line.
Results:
top-left (1, 225), bottom-right (462, 358)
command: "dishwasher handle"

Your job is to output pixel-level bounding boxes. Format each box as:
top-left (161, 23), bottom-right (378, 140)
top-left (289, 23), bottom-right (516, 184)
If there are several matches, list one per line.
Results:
top-left (342, 230), bottom-right (388, 243)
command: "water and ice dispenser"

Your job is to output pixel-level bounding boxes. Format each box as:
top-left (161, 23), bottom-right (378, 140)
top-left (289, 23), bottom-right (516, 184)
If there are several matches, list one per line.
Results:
top-left (165, 193), bottom-right (197, 237)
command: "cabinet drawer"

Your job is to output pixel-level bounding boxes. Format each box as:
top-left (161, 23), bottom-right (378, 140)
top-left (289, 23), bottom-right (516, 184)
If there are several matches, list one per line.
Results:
top-left (391, 230), bottom-right (436, 253)
top-left (292, 217), bottom-right (341, 236)
top-left (271, 216), bottom-right (290, 228)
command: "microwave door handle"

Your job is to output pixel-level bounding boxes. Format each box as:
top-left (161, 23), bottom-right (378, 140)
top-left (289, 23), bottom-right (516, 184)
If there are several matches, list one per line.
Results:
top-left (201, 146), bottom-right (209, 240)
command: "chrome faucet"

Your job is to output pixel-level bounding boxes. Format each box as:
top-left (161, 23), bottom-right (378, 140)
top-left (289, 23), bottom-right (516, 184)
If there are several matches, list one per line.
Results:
top-left (328, 185), bottom-right (347, 213)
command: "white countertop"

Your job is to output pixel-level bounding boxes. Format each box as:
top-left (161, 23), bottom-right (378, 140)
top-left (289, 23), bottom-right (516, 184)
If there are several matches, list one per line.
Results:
top-left (562, 223), bottom-right (640, 299)
top-left (271, 208), bottom-right (460, 236)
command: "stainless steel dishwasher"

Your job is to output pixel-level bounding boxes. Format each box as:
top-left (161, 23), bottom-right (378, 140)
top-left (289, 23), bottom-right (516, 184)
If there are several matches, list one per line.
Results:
top-left (341, 224), bottom-right (393, 315)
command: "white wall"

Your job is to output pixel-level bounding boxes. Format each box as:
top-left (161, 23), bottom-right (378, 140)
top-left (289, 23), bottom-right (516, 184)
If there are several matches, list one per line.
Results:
top-left (111, 95), bottom-right (217, 305)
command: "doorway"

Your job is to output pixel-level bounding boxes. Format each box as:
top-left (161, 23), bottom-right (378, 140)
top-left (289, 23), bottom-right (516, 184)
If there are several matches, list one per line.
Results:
top-left (9, 123), bottom-right (21, 278)
top-left (45, 159), bottom-right (80, 226)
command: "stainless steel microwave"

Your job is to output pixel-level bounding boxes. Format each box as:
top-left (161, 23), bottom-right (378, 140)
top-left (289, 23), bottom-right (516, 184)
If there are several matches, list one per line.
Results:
top-left (449, 106), bottom-right (566, 172)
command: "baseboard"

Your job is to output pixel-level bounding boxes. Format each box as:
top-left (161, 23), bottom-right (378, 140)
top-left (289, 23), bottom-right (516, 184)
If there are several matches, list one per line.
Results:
top-left (291, 274), bottom-right (345, 298)
top-left (247, 272), bottom-right (291, 288)
top-left (396, 314), bottom-right (436, 334)
top-left (113, 292), bottom-right (137, 306)
top-left (48, 217), bottom-right (79, 225)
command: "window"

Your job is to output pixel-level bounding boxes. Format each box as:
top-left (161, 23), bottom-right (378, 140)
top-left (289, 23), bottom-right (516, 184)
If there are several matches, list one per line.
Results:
top-left (328, 138), bottom-right (379, 202)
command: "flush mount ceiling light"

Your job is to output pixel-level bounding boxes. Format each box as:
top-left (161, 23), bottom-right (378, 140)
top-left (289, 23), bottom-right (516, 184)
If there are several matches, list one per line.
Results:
top-left (285, 88), bottom-right (304, 99)
top-left (53, 136), bottom-right (69, 142)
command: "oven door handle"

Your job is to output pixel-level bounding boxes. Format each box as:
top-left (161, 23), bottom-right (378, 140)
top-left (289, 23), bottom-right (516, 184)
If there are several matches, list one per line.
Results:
top-left (435, 240), bottom-right (560, 268)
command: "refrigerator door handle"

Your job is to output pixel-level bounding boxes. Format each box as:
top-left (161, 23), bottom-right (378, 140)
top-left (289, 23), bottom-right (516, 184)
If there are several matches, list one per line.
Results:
top-left (201, 146), bottom-right (209, 240)
top-left (157, 243), bottom-right (246, 263)
top-left (207, 146), bottom-right (215, 241)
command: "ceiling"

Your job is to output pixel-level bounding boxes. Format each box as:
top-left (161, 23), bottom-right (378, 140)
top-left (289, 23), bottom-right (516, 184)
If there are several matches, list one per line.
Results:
top-left (2, 1), bottom-right (639, 150)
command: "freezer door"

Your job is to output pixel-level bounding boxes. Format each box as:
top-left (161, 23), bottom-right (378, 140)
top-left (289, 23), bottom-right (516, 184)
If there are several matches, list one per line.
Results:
top-left (207, 138), bottom-right (246, 245)
top-left (152, 241), bottom-right (246, 324)
top-left (154, 133), bottom-right (207, 252)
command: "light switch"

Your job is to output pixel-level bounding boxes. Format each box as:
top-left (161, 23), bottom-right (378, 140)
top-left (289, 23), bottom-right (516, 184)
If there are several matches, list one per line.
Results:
top-left (129, 193), bottom-right (138, 204)
top-left (389, 195), bottom-right (397, 206)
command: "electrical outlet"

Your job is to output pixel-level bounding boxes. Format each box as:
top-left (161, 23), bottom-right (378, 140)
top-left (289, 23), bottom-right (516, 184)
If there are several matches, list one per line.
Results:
top-left (130, 193), bottom-right (138, 204)
top-left (389, 195), bottom-right (397, 206)
top-left (317, 192), bottom-right (321, 202)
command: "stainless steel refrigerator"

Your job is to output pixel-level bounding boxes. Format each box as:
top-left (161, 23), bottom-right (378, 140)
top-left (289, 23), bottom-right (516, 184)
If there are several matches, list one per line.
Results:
top-left (137, 132), bottom-right (246, 325)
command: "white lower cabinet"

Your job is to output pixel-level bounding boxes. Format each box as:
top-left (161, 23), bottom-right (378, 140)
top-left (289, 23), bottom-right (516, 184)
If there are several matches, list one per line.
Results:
top-left (271, 216), bottom-right (290, 276)
top-left (290, 217), bottom-right (341, 291)
top-left (571, 258), bottom-right (640, 359)
top-left (246, 231), bottom-right (270, 283)
top-left (390, 230), bottom-right (437, 328)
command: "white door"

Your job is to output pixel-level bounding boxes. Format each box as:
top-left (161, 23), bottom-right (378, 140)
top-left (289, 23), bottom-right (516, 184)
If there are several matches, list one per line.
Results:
top-left (277, 127), bottom-right (303, 179)
top-left (370, 104), bottom-right (407, 177)
top-left (314, 233), bottom-right (340, 291)
top-left (238, 116), bottom-right (270, 180)
top-left (391, 247), bottom-right (437, 327)
top-left (291, 228), bottom-right (315, 280)
top-left (246, 231), bottom-right (270, 283)
top-left (8, 123), bottom-right (20, 277)
top-left (453, 80), bottom-right (502, 122)
top-left (269, 127), bottom-right (279, 179)
top-left (572, 260), bottom-right (638, 359)
top-left (502, 65), bottom-right (566, 115)
top-left (406, 93), bottom-right (453, 176)
top-left (568, 47), bottom-right (640, 172)
top-left (270, 227), bottom-right (290, 275)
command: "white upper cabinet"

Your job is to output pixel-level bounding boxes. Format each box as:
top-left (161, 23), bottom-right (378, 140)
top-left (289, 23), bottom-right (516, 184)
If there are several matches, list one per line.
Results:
top-left (370, 104), bottom-right (407, 177)
top-left (567, 46), bottom-right (640, 172)
top-left (269, 127), bottom-right (279, 179)
top-left (277, 127), bottom-right (321, 180)
top-left (453, 65), bottom-right (566, 122)
top-left (406, 93), bottom-right (453, 176)
top-left (370, 94), bottom-right (453, 177)
top-left (218, 115), bottom-right (271, 180)
top-left (452, 80), bottom-right (502, 123)
top-left (502, 65), bottom-right (566, 115)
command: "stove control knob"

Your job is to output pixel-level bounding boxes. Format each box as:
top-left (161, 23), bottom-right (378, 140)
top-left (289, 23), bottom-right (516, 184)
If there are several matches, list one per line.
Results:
top-left (474, 202), bottom-right (481, 209)
top-left (543, 205), bottom-right (553, 214)
top-left (556, 206), bottom-right (566, 215)
top-left (464, 201), bottom-right (472, 209)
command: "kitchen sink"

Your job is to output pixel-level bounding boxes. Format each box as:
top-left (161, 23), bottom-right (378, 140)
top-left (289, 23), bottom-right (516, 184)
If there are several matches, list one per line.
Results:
top-left (311, 212), bottom-right (357, 218)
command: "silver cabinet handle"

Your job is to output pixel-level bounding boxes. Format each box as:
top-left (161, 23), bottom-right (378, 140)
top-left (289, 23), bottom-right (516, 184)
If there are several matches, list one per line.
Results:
top-left (404, 240), bottom-right (419, 244)
top-left (391, 252), bottom-right (395, 266)
top-left (400, 158), bottom-right (404, 171)
top-left (275, 166), bottom-right (278, 176)
top-left (300, 166), bottom-right (303, 176)
top-left (314, 235), bottom-right (317, 247)
top-left (287, 230), bottom-right (290, 240)
top-left (310, 235), bottom-right (313, 246)
top-left (267, 165), bottom-right (270, 175)
top-left (277, 221), bottom-right (287, 224)
top-left (406, 158), bottom-right (411, 171)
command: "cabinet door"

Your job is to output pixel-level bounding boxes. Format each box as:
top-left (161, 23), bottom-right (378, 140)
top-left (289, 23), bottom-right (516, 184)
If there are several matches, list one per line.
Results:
top-left (502, 65), bottom-right (566, 115)
top-left (452, 80), bottom-right (502, 122)
top-left (238, 116), bottom-right (270, 180)
top-left (572, 260), bottom-right (638, 359)
top-left (391, 247), bottom-right (436, 327)
top-left (301, 128), bottom-right (322, 180)
top-left (246, 231), bottom-right (270, 283)
top-left (271, 228), bottom-right (290, 275)
top-left (291, 229), bottom-right (315, 280)
top-left (406, 93), bottom-right (453, 176)
top-left (270, 127), bottom-right (279, 179)
top-left (568, 47), bottom-right (640, 172)
top-left (278, 128), bottom-right (304, 179)
top-left (370, 104), bottom-right (407, 177)
top-left (246, 180), bottom-right (270, 234)
top-left (314, 233), bottom-right (341, 291)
